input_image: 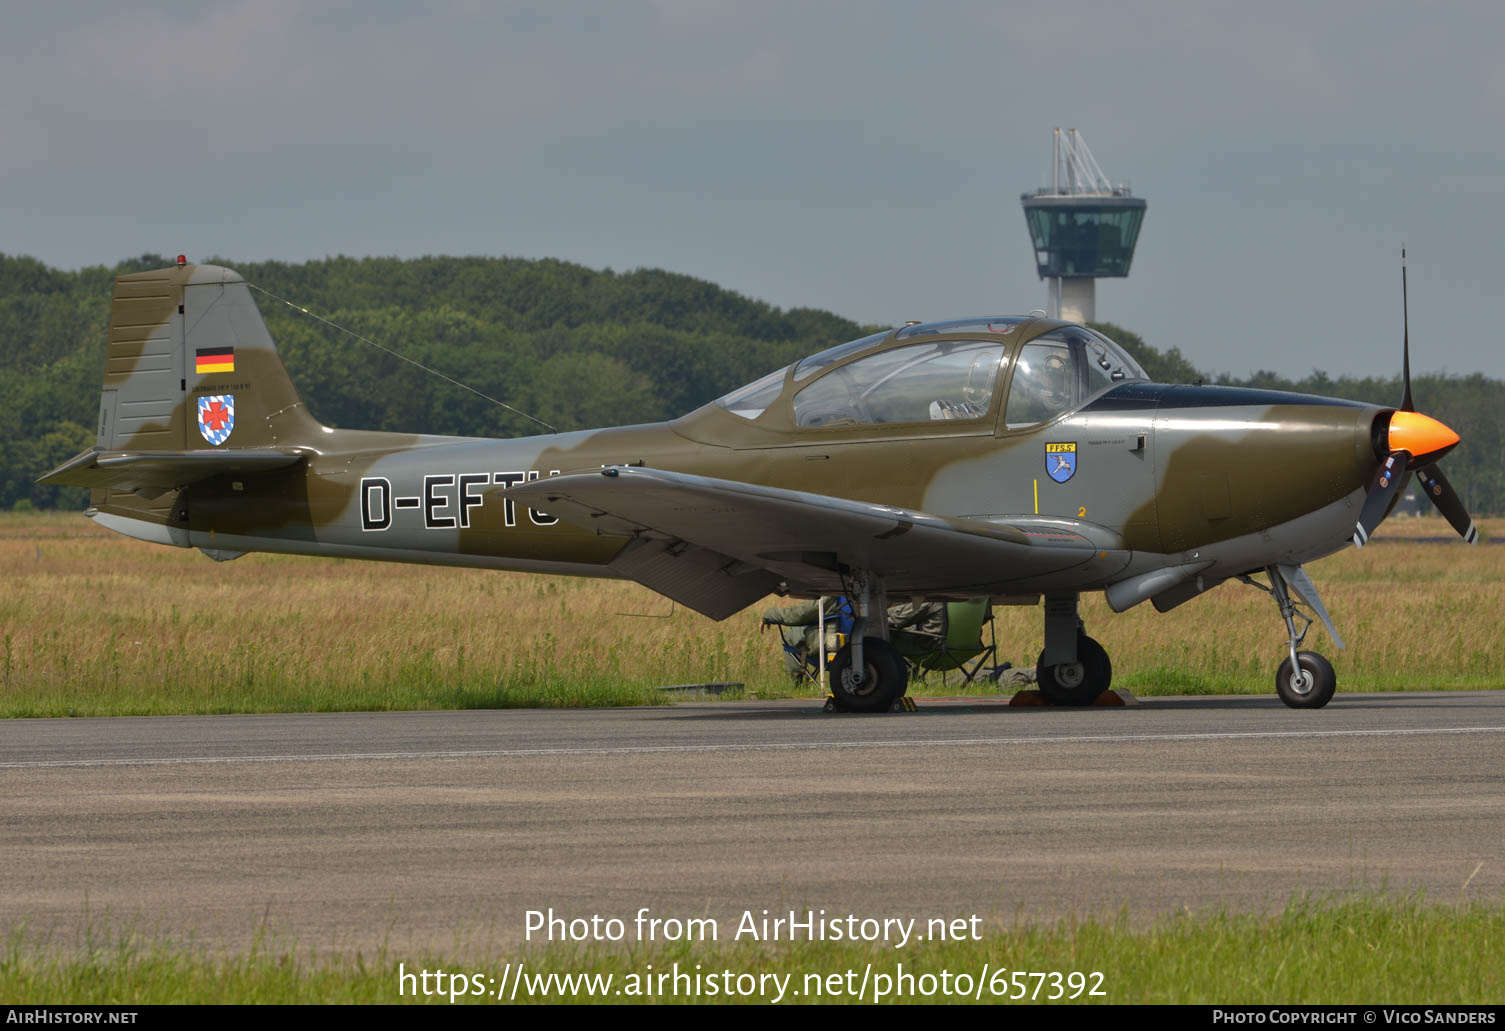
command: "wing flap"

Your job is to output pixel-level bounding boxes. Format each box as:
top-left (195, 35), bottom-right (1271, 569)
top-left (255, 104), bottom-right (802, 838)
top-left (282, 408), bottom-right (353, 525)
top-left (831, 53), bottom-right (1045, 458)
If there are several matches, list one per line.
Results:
top-left (612, 538), bottom-right (783, 620)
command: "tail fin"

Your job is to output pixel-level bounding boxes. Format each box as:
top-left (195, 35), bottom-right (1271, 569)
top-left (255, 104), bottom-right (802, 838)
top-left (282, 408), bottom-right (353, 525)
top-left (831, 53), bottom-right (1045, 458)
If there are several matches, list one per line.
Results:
top-left (41, 261), bottom-right (322, 498)
top-left (97, 261), bottom-right (322, 452)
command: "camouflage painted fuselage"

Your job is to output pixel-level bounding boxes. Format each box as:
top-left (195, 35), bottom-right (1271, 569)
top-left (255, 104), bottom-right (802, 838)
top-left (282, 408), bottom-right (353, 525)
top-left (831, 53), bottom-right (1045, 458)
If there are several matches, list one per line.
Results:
top-left (54, 263), bottom-right (1382, 615)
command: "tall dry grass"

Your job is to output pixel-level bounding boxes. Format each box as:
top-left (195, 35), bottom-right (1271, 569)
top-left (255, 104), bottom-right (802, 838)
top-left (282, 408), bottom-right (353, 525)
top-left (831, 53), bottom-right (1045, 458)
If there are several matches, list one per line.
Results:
top-left (1, 511), bottom-right (1500, 716)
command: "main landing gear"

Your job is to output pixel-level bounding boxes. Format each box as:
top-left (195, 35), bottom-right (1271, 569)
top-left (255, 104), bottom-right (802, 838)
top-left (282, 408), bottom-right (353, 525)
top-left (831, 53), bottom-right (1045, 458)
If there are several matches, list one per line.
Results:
top-left (1238, 565), bottom-right (1341, 709)
top-left (1034, 592), bottom-right (1113, 706)
top-left (827, 569), bottom-right (909, 713)
top-left (826, 582), bottom-right (1118, 710)
top-left (828, 638), bottom-right (907, 713)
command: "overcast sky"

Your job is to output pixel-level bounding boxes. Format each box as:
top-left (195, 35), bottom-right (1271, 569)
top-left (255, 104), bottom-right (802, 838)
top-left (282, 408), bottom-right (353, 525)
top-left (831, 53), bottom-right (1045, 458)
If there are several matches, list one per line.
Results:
top-left (4, 1), bottom-right (1504, 378)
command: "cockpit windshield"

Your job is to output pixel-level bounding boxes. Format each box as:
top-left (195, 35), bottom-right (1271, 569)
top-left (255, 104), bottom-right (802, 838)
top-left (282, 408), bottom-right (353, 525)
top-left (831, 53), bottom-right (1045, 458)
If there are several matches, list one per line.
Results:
top-left (1003, 325), bottom-right (1146, 428)
top-left (793, 339), bottom-right (1005, 427)
top-left (792, 330), bottom-right (892, 381)
top-left (713, 364), bottom-right (789, 420)
top-left (1086, 326), bottom-right (1147, 381)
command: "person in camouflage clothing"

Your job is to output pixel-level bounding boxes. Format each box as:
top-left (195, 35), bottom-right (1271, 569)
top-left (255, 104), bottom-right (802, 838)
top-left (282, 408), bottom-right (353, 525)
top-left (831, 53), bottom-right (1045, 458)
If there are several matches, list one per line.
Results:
top-left (762, 597), bottom-right (948, 675)
top-left (885, 600), bottom-right (946, 645)
top-left (762, 598), bottom-right (830, 674)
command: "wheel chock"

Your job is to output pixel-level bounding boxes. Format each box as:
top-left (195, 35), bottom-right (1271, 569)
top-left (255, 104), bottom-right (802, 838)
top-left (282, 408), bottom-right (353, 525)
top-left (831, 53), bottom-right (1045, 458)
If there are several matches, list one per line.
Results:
top-left (821, 695), bottom-right (917, 713)
top-left (1008, 689), bottom-right (1138, 707)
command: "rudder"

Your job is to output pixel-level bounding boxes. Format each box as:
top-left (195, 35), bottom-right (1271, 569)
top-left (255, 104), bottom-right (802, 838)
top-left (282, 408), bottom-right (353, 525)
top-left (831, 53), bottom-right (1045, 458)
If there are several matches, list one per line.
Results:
top-left (98, 260), bottom-right (322, 453)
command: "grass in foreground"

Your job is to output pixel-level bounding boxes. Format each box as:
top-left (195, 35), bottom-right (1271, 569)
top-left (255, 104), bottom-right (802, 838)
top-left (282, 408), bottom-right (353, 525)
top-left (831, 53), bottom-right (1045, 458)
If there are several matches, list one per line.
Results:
top-left (3, 895), bottom-right (1502, 1004)
top-left (3, 511), bottom-right (1502, 717)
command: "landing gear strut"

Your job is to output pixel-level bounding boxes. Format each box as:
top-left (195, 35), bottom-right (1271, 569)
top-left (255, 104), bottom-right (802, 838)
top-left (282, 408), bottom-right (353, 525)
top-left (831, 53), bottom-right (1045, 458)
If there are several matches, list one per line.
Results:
top-left (827, 569), bottom-right (909, 712)
top-left (1239, 565), bottom-right (1339, 709)
top-left (1035, 592), bottom-right (1113, 706)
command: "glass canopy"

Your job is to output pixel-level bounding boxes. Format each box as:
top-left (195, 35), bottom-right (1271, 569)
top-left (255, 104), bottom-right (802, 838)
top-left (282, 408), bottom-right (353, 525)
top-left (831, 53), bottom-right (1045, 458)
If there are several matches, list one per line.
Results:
top-left (713, 323), bottom-right (1146, 424)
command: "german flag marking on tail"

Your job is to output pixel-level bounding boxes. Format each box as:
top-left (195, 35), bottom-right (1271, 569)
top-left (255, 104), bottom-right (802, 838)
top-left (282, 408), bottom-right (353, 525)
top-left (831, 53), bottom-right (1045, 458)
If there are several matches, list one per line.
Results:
top-left (195, 347), bottom-right (235, 374)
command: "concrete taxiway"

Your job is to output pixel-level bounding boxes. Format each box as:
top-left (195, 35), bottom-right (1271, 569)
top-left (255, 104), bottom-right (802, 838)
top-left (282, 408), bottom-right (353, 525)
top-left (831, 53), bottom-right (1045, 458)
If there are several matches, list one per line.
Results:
top-left (1, 691), bottom-right (1502, 952)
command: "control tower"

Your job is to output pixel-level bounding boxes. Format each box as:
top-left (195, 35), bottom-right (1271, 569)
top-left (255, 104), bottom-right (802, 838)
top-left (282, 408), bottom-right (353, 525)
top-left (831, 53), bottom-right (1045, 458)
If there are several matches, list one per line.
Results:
top-left (1020, 128), bottom-right (1146, 323)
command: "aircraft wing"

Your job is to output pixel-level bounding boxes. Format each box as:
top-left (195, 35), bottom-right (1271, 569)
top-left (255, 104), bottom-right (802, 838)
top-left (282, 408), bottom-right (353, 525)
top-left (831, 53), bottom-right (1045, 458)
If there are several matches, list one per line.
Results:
top-left (506, 467), bottom-right (1123, 619)
top-left (38, 447), bottom-right (305, 497)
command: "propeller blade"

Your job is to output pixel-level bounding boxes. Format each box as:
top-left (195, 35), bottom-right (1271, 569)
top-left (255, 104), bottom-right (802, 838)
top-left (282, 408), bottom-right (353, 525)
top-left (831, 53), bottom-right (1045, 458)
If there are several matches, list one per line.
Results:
top-left (1400, 246), bottom-right (1414, 412)
top-left (1389, 250), bottom-right (1474, 546)
top-left (1415, 465), bottom-right (1479, 544)
top-left (1353, 450), bottom-right (1410, 548)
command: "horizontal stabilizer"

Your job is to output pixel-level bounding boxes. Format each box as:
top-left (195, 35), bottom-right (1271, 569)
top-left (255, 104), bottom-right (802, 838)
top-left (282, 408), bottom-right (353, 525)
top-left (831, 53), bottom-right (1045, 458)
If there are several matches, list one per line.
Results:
top-left (38, 447), bottom-right (305, 495)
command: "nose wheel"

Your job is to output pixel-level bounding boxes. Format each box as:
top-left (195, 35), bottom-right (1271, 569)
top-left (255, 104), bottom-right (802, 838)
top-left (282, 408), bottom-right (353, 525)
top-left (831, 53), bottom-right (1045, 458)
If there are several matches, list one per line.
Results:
top-left (1276, 651), bottom-right (1336, 709)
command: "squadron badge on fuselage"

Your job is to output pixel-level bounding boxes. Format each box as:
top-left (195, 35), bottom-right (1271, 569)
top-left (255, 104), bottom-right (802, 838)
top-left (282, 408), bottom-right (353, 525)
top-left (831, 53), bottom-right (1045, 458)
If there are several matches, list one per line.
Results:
top-left (1045, 441), bottom-right (1077, 483)
top-left (198, 395), bottom-right (235, 446)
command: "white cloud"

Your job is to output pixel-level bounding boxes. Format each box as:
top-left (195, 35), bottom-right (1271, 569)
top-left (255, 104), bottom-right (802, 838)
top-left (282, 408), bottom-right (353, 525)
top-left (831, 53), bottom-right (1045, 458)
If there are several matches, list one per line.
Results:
top-left (1233, 21), bottom-right (1344, 107)
top-left (0, 0), bottom-right (321, 169)
top-left (57, 0), bottom-right (310, 109)
top-left (652, 0), bottom-right (739, 28)
top-left (1487, 61), bottom-right (1505, 109)
top-left (0, 99), bottom-right (41, 172)
top-left (737, 48), bottom-right (785, 89)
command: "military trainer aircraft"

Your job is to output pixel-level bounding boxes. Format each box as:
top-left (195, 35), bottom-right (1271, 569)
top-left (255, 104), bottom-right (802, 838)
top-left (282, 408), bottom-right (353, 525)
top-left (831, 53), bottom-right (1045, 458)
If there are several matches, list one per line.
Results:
top-left (41, 259), bottom-right (1476, 711)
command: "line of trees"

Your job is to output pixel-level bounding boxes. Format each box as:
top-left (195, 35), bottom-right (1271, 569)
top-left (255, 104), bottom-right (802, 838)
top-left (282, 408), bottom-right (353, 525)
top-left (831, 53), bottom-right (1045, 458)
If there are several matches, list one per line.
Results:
top-left (2, 253), bottom-right (1500, 515)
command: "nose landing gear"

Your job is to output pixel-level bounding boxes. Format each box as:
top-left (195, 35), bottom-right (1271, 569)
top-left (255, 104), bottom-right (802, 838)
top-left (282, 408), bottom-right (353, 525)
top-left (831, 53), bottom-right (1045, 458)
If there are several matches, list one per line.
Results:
top-left (1238, 565), bottom-right (1342, 709)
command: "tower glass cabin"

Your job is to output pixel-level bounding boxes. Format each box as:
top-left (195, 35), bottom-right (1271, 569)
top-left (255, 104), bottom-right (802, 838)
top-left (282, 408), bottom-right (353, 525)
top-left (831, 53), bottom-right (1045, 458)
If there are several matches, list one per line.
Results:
top-left (1019, 128), bottom-right (1146, 323)
top-left (1020, 193), bottom-right (1146, 280)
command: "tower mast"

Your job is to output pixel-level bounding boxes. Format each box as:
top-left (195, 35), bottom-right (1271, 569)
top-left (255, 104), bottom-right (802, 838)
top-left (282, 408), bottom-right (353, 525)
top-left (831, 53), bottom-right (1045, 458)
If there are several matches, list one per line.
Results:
top-left (1021, 128), bottom-right (1147, 323)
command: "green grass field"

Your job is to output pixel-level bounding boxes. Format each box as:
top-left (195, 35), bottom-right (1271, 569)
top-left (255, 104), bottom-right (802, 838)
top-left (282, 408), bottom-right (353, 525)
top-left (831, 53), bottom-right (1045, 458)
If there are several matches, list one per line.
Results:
top-left (3, 895), bottom-right (1500, 1004)
top-left (2, 510), bottom-right (1501, 717)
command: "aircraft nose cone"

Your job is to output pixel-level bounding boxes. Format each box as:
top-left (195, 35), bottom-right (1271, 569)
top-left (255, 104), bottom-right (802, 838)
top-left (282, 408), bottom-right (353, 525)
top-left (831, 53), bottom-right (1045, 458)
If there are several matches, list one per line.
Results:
top-left (1387, 410), bottom-right (1460, 463)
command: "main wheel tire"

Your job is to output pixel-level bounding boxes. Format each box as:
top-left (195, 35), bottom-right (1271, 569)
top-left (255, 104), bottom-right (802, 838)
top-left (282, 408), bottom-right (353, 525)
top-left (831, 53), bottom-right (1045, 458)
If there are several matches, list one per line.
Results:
top-left (1035, 634), bottom-right (1112, 706)
top-left (1275, 651), bottom-right (1336, 709)
top-left (828, 637), bottom-right (908, 713)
